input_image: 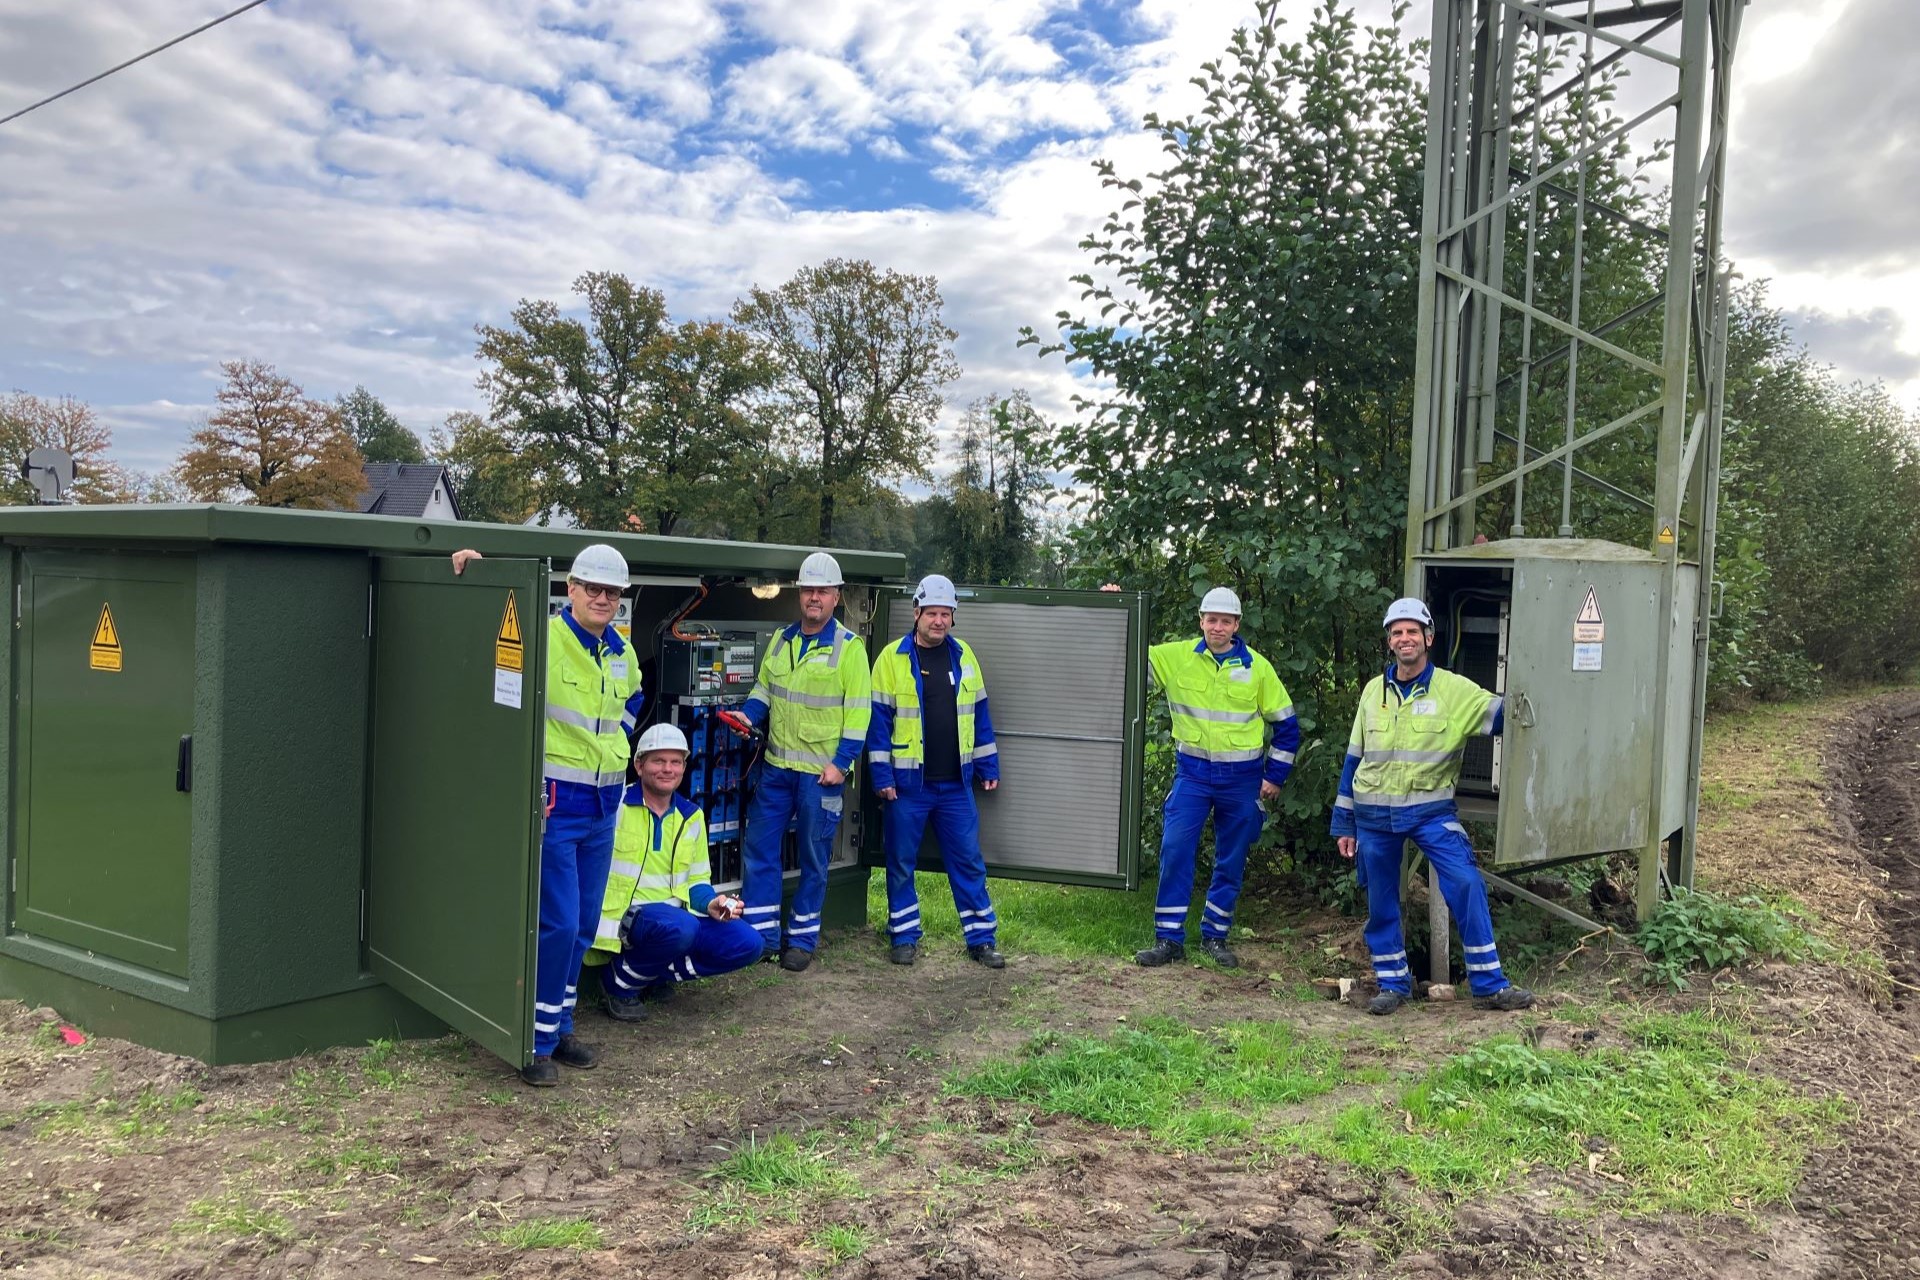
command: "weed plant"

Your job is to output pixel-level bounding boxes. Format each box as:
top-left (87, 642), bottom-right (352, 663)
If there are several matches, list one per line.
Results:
top-left (1637, 888), bottom-right (1830, 989)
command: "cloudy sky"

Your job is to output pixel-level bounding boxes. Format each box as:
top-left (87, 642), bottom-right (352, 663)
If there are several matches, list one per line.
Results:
top-left (0, 0), bottom-right (1908, 477)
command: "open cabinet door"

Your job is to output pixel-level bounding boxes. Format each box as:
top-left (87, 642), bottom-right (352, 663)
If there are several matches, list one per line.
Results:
top-left (862, 587), bottom-right (1147, 889)
top-left (365, 555), bottom-right (548, 1067)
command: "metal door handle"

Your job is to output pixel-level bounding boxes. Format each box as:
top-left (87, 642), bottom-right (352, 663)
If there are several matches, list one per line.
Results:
top-left (176, 735), bottom-right (193, 793)
top-left (1511, 692), bottom-right (1536, 728)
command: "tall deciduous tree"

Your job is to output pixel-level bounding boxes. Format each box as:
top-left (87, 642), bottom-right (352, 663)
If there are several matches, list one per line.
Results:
top-left (0, 391), bottom-right (135, 504)
top-left (1031, 0), bottom-right (1427, 827)
top-left (475, 273), bottom-right (775, 536)
top-left (177, 360), bottom-right (366, 508)
top-left (337, 386), bottom-right (426, 464)
top-left (734, 258), bottom-right (959, 543)
top-left (431, 411), bottom-right (538, 526)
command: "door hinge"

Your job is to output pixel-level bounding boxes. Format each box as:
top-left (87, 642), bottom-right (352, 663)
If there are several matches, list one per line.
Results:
top-left (359, 889), bottom-right (368, 943)
top-left (365, 584), bottom-right (375, 638)
top-left (13, 583), bottom-right (19, 626)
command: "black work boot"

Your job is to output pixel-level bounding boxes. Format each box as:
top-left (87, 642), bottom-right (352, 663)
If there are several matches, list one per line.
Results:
top-left (1199, 937), bottom-right (1240, 969)
top-left (1474, 985), bottom-right (1536, 1012)
top-left (1134, 937), bottom-right (1186, 968)
top-left (967, 944), bottom-right (1006, 969)
top-left (1367, 990), bottom-right (1407, 1016)
top-left (889, 943), bottom-right (918, 966)
top-left (553, 1035), bottom-right (598, 1069)
top-left (779, 947), bottom-right (814, 973)
top-left (603, 991), bottom-right (648, 1023)
top-left (519, 1055), bottom-right (559, 1087)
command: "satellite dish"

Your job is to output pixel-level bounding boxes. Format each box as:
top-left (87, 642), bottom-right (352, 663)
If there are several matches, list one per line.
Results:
top-left (22, 447), bottom-right (76, 504)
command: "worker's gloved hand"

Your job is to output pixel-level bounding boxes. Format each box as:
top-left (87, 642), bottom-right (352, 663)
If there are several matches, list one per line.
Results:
top-left (715, 709), bottom-right (758, 741)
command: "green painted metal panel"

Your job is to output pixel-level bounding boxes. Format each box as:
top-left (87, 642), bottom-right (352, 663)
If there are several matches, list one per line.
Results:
top-left (13, 551), bottom-right (195, 977)
top-left (366, 554), bottom-right (547, 1067)
top-left (0, 503), bottom-right (907, 583)
top-left (860, 585), bottom-right (1148, 890)
top-left (1494, 555), bottom-right (1660, 867)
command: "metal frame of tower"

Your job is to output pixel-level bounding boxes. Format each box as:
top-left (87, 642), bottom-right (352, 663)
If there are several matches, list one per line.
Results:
top-left (1403, 0), bottom-right (1746, 952)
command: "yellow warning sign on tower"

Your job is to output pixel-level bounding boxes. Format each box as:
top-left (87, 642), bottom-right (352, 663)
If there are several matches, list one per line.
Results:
top-left (1657, 522), bottom-right (1676, 545)
top-left (90, 602), bottom-right (122, 672)
top-left (494, 592), bottom-right (524, 673)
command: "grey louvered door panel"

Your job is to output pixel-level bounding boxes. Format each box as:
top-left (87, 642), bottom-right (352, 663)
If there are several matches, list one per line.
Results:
top-left (873, 588), bottom-right (1146, 888)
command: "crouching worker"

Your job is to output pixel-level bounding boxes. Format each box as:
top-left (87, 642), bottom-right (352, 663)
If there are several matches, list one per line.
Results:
top-left (595, 724), bottom-right (763, 1021)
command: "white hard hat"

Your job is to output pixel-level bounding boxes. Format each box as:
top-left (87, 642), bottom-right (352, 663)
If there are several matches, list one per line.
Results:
top-left (797, 552), bottom-right (843, 587)
top-left (1384, 597), bottom-right (1434, 629)
top-left (1199, 586), bottom-right (1242, 616)
top-left (633, 723), bottom-right (689, 757)
top-left (570, 543), bottom-right (630, 589)
top-left (913, 574), bottom-right (959, 610)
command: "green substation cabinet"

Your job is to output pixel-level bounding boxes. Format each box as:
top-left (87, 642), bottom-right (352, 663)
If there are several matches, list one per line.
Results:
top-left (1414, 538), bottom-right (1700, 869)
top-left (0, 505), bottom-right (1148, 1068)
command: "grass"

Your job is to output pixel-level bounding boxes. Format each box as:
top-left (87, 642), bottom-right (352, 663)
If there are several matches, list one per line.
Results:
top-left (869, 873), bottom-right (1153, 958)
top-left (949, 1016), bottom-right (1347, 1149)
top-left (302, 1137), bottom-right (400, 1177)
top-left (179, 1193), bottom-right (295, 1244)
top-left (1276, 1032), bottom-right (1846, 1217)
top-left (809, 1222), bottom-right (873, 1264)
top-left (688, 1132), bottom-right (862, 1233)
top-left (489, 1216), bottom-right (603, 1250)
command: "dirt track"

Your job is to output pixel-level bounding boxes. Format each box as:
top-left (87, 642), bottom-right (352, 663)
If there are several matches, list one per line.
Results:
top-left (3, 693), bottom-right (1919, 1279)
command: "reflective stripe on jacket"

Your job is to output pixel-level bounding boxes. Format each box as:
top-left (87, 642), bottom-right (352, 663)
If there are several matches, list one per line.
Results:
top-left (594, 791), bottom-right (710, 951)
top-left (743, 621), bottom-right (872, 774)
top-left (1147, 636), bottom-right (1300, 786)
top-left (1331, 662), bottom-right (1501, 836)
top-left (866, 633), bottom-right (998, 793)
top-left (544, 610), bottom-right (645, 792)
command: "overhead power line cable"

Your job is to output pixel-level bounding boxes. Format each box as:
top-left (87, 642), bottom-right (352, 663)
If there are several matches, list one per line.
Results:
top-left (0, 0), bottom-right (271, 129)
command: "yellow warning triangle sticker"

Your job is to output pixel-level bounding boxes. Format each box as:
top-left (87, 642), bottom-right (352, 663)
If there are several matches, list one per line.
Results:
top-left (495, 592), bottom-right (524, 673)
top-left (1576, 587), bottom-right (1603, 625)
top-left (90, 602), bottom-right (122, 672)
top-left (1657, 523), bottom-right (1676, 545)
top-left (92, 603), bottom-right (120, 650)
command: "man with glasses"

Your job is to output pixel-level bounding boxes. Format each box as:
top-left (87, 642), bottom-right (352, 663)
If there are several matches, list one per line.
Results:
top-left (452, 543), bottom-right (646, 1085)
top-left (728, 552), bottom-right (871, 971)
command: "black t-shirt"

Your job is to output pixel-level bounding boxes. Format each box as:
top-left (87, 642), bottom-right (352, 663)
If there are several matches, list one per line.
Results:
top-left (915, 640), bottom-right (962, 781)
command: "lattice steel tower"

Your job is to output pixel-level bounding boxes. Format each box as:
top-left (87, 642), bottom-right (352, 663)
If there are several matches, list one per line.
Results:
top-left (1402, 0), bottom-right (1746, 955)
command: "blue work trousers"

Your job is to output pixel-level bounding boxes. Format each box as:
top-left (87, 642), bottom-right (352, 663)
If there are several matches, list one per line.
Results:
top-left (601, 903), bottom-right (764, 995)
top-left (536, 803), bottom-right (619, 1056)
top-left (1153, 770), bottom-right (1265, 942)
top-left (742, 763), bottom-right (845, 954)
top-left (1355, 812), bottom-right (1511, 997)
top-left (883, 779), bottom-right (997, 948)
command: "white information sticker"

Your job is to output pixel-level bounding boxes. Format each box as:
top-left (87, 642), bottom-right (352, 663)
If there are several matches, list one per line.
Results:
top-left (494, 668), bottom-right (524, 709)
top-left (1573, 642), bottom-right (1603, 672)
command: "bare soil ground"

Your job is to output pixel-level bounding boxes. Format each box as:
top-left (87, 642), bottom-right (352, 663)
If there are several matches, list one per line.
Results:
top-left (3, 691), bottom-right (1917, 1279)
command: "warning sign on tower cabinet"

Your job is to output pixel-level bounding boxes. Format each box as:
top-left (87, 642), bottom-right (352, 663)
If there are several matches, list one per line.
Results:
top-left (1572, 587), bottom-right (1603, 671)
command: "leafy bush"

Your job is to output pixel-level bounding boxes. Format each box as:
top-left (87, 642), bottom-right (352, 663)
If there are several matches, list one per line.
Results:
top-left (1636, 888), bottom-right (1828, 989)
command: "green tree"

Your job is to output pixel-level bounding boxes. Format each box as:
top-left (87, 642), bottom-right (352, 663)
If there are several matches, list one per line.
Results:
top-left (476, 273), bottom-right (774, 535)
top-left (922, 392), bottom-right (1051, 583)
top-left (337, 386), bottom-right (425, 464)
top-left (430, 411), bottom-right (537, 526)
top-left (734, 258), bottom-right (959, 543)
top-left (177, 361), bottom-right (365, 509)
top-left (1030, 0), bottom-right (1428, 834)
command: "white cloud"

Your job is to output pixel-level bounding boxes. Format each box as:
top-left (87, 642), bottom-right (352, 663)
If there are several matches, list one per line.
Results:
top-left (1, 0), bottom-right (1895, 485)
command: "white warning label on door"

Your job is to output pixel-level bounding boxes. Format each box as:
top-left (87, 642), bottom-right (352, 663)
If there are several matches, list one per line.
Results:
top-left (494, 668), bottom-right (523, 709)
top-left (1573, 642), bottom-right (1603, 672)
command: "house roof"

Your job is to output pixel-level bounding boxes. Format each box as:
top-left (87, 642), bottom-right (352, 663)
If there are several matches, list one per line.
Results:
top-left (357, 463), bottom-right (460, 519)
